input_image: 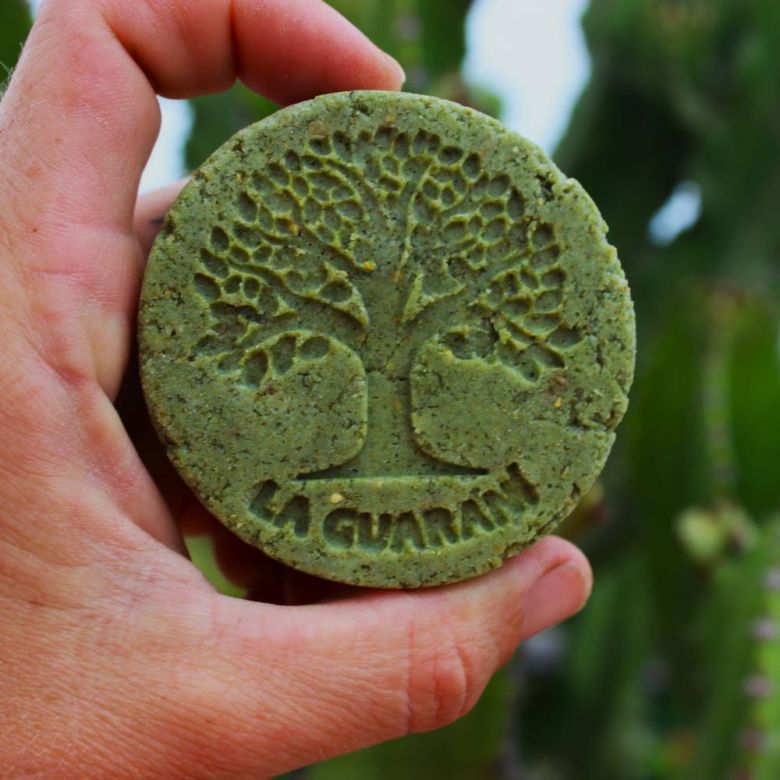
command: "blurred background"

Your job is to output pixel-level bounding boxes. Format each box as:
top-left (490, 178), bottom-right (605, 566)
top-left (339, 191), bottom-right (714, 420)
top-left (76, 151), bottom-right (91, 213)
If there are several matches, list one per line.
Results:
top-left (4, 0), bottom-right (780, 777)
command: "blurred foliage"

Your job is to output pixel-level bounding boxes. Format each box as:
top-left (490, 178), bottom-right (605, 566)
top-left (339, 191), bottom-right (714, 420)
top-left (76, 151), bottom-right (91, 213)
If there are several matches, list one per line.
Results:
top-left (5, 0), bottom-right (780, 778)
top-left (186, 536), bottom-right (245, 598)
top-left (526, 1), bottom-right (780, 778)
top-left (0, 0), bottom-right (31, 79)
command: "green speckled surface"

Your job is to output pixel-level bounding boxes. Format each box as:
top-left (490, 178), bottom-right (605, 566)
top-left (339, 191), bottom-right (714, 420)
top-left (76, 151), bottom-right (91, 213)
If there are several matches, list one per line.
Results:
top-left (139, 90), bottom-right (635, 588)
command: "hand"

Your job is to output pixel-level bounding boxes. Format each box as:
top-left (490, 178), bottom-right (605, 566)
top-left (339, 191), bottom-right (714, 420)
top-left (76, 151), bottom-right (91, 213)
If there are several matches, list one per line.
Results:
top-left (0, 1), bottom-right (592, 776)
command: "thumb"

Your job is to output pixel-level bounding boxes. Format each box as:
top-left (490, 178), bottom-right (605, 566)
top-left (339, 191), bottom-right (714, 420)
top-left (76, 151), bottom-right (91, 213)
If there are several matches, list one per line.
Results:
top-left (188, 536), bottom-right (591, 777)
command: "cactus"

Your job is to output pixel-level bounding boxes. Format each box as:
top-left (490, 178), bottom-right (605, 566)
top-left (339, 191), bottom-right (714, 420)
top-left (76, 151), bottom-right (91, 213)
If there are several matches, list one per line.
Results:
top-left (742, 521), bottom-right (780, 779)
top-left (691, 515), bottom-right (780, 778)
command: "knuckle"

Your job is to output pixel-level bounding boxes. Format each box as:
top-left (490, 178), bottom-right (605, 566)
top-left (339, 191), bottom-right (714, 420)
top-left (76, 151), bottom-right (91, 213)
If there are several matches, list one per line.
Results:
top-left (405, 614), bottom-right (489, 733)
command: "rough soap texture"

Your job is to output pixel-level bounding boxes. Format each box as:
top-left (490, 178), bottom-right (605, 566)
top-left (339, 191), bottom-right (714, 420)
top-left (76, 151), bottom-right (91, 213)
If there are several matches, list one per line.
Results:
top-left (139, 91), bottom-right (635, 588)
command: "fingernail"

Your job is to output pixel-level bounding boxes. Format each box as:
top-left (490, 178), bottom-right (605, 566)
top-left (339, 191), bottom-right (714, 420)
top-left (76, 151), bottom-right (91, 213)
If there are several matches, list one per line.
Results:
top-left (385, 54), bottom-right (406, 87)
top-left (520, 562), bottom-right (592, 639)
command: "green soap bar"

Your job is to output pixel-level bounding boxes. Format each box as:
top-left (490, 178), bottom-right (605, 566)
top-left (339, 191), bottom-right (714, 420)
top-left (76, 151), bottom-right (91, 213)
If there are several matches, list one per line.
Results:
top-left (139, 91), bottom-right (635, 588)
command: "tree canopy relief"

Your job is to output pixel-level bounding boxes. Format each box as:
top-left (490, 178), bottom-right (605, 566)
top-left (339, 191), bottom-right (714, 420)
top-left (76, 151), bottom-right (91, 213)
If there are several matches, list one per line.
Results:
top-left (140, 92), bottom-right (634, 586)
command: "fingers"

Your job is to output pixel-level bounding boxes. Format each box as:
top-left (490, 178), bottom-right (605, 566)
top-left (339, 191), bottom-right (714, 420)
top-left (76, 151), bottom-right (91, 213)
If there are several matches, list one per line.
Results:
top-left (133, 179), bottom-right (189, 256)
top-left (518, 557), bottom-right (593, 638)
top-left (2, 535), bottom-right (588, 776)
top-left (2, 0), bottom-right (404, 234)
top-left (231, 0), bottom-right (405, 104)
top-left (0, 0), bottom-right (404, 396)
top-left (182, 537), bottom-right (591, 776)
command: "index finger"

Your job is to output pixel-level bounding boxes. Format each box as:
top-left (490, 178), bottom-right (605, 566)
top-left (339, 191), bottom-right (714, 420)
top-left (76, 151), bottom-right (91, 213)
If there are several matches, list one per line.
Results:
top-left (1, 0), bottom-right (404, 240)
top-left (0, 0), bottom-right (404, 397)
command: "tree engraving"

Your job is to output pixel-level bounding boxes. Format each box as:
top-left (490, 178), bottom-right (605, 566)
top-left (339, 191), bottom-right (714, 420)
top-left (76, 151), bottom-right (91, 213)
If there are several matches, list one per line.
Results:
top-left (189, 120), bottom-right (583, 541)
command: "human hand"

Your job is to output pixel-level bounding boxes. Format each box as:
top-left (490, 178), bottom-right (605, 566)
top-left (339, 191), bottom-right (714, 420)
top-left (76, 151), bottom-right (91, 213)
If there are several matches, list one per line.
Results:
top-left (0, 1), bottom-right (592, 776)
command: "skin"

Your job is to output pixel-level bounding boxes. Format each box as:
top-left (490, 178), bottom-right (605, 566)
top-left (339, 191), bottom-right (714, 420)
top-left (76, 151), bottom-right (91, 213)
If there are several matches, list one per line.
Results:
top-left (0, 1), bottom-right (593, 777)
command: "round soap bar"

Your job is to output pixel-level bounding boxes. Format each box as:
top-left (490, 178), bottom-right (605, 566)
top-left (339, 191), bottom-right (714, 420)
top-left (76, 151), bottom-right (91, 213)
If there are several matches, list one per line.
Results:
top-left (139, 91), bottom-right (635, 588)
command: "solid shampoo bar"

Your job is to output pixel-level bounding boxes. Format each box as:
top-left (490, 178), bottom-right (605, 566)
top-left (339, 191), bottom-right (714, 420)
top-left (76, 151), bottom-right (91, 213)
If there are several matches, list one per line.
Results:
top-left (139, 91), bottom-right (636, 588)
